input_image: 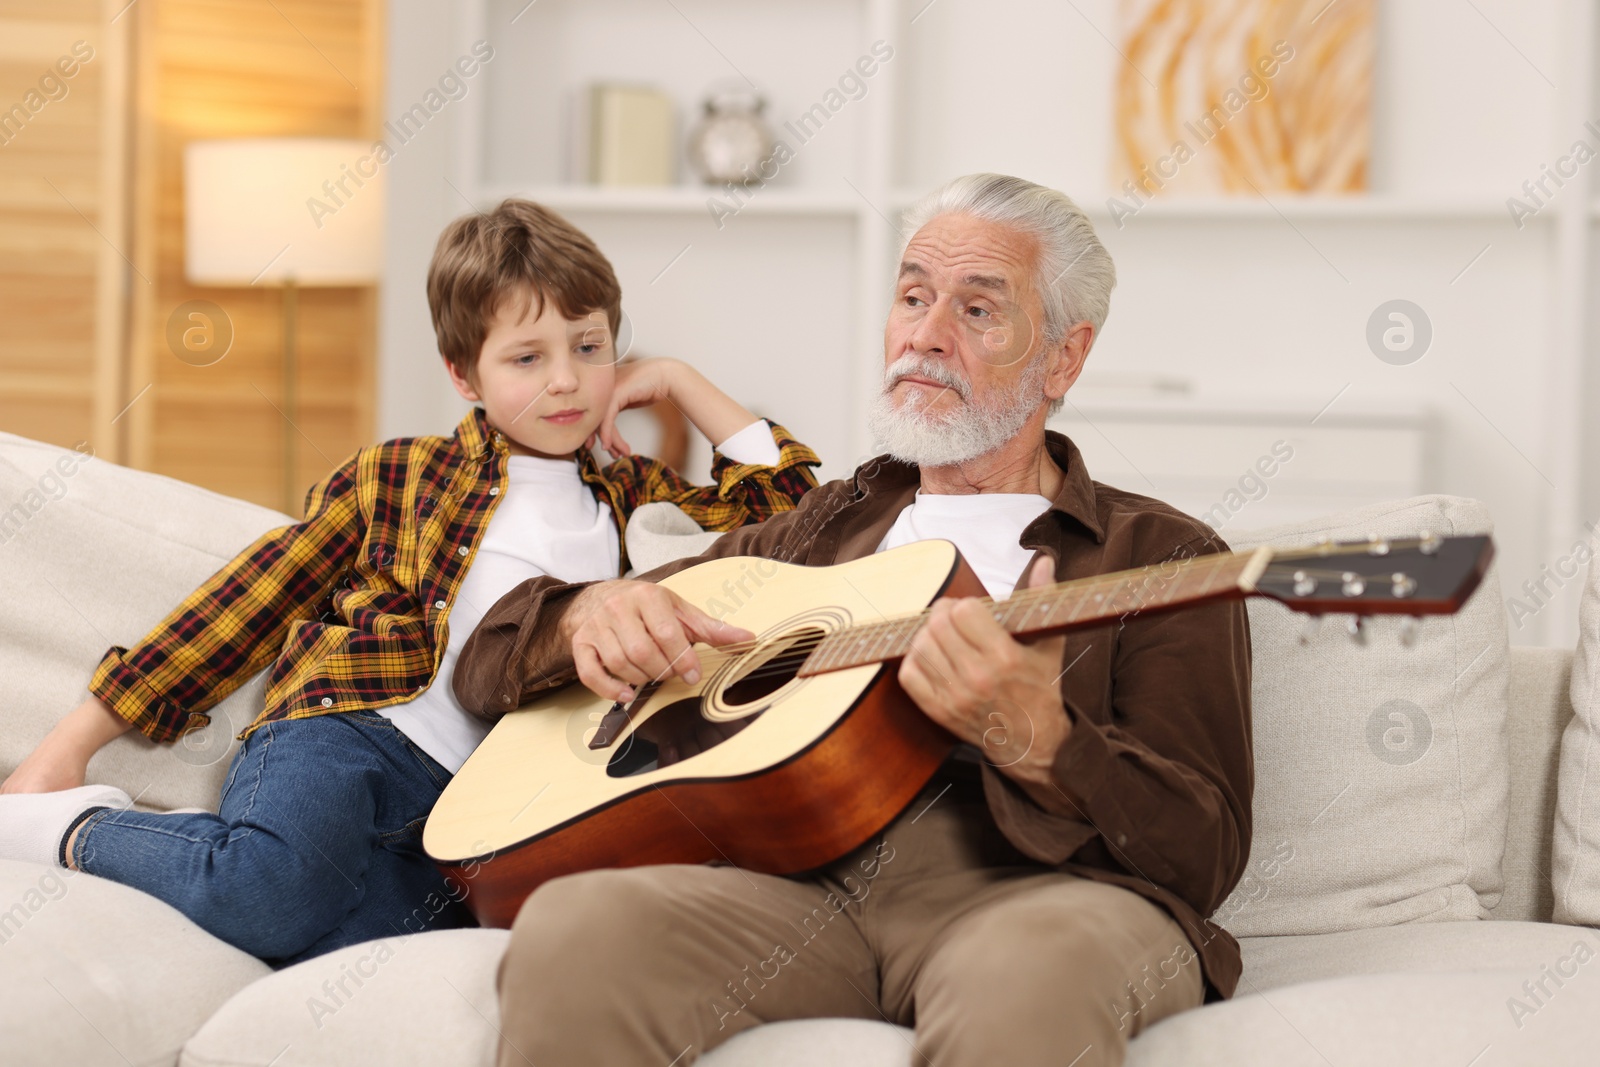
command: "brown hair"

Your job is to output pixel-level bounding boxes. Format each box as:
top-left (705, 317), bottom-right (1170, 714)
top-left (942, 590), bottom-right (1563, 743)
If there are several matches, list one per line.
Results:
top-left (426, 198), bottom-right (622, 378)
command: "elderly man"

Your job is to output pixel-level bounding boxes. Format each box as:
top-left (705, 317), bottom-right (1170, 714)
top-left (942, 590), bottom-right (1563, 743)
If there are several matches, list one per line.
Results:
top-left (453, 173), bottom-right (1252, 1067)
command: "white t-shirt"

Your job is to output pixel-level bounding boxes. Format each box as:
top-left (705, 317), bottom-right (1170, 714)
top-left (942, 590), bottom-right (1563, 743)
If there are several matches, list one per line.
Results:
top-left (381, 420), bottom-right (781, 773)
top-left (876, 491), bottom-right (1054, 599)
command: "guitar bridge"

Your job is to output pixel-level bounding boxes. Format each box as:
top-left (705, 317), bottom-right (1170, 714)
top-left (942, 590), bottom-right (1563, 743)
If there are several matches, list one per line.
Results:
top-left (587, 681), bottom-right (660, 749)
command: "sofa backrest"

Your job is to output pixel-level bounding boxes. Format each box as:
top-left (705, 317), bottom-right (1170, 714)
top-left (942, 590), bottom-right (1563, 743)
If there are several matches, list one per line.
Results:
top-left (1, 442), bottom-right (1576, 927)
top-left (0, 432), bottom-right (289, 809)
top-left (1497, 645), bottom-right (1574, 923)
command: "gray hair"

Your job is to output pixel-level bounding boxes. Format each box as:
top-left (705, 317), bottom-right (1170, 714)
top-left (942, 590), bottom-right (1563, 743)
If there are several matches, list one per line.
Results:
top-left (900, 173), bottom-right (1117, 352)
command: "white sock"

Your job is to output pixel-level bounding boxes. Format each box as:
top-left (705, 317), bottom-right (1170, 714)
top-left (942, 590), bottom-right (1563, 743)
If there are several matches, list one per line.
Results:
top-left (0, 784), bottom-right (132, 868)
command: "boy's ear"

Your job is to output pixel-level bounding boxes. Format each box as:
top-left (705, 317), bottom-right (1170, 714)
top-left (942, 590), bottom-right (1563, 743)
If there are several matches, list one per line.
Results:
top-left (445, 356), bottom-right (481, 402)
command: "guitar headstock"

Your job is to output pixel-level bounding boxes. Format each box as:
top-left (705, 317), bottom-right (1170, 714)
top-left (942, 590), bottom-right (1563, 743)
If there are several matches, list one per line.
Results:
top-left (1250, 533), bottom-right (1494, 619)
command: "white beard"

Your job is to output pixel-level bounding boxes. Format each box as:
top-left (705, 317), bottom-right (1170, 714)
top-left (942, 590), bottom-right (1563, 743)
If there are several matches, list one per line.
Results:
top-left (866, 353), bottom-right (1048, 467)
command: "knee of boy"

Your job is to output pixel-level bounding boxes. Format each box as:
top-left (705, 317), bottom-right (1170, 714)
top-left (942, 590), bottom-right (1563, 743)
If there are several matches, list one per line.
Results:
top-left (218, 890), bottom-right (355, 962)
top-left (183, 846), bottom-right (363, 960)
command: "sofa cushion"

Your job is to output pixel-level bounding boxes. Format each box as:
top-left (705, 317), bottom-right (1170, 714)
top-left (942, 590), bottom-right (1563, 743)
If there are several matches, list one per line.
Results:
top-left (677, 927), bottom-right (1600, 1067)
top-left (625, 500), bottom-right (727, 575)
top-left (1554, 533), bottom-right (1600, 925)
top-left (183, 929), bottom-right (924, 1067)
top-left (0, 858), bottom-right (269, 1067)
top-left (702, 1019), bottom-right (915, 1066)
top-left (1126, 966), bottom-right (1600, 1067)
top-left (0, 433), bottom-right (290, 810)
top-left (1239, 920), bottom-right (1599, 993)
top-left (1222, 497), bottom-right (1511, 936)
top-left (179, 929), bottom-right (508, 1067)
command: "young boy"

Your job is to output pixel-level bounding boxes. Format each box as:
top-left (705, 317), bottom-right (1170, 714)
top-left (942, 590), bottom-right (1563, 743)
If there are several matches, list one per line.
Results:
top-left (0, 199), bottom-right (819, 966)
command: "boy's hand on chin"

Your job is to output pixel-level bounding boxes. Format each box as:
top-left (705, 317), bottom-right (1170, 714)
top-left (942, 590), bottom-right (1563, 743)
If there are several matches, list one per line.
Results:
top-left (593, 357), bottom-right (758, 463)
top-left (595, 356), bottom-right (690, 456)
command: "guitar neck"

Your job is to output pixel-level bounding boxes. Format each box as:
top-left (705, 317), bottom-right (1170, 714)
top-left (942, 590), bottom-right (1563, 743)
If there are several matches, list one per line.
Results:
top-left (797, 547), bottom-right (1271, 677)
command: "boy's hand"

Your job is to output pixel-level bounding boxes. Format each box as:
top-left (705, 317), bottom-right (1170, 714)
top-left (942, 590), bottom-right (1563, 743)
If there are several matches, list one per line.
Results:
top-left (593, 357), bottom-right (688, 457)
top-left (1, 696), bottom-right (131, 794)
top-left (564, 579), bottom-right (754, 703)
top-left (1, 747), bottom-right (87, 794)
top-left (593, 357), bottom-right (765, 462)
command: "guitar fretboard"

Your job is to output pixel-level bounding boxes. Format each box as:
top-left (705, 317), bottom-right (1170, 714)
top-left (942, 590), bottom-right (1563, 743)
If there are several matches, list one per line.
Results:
top-left (796, 549), bottom-right (1258, 677)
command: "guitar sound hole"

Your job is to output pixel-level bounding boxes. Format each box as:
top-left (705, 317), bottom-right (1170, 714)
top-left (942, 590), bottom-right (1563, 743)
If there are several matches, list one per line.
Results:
top-left (604, 626), bottom-right (822, 779)
top-left (604, 732), bottom-right (658, 778)
top-left (605, 698), bottom-right (754, 778)
top-left (722, 627), bottom-right (822, 706)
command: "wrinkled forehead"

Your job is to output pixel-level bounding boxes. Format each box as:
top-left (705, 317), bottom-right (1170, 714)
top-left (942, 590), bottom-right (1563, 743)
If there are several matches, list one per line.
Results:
top-left (897, 214), bottom-right (1040, 302)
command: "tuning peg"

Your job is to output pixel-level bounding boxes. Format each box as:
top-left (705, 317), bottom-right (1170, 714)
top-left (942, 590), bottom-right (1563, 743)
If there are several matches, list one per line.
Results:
top-left (1398, 616), bottom-right (1420, 647)
top-left (1346, 615), bottom-right (1369, 645)
top-left (1418, 530), bottom-right (1441, 555)
top-left (1292, 570), bottom-right (1317, 596)
top-left (1299, 615), bottom-right (1322, 645)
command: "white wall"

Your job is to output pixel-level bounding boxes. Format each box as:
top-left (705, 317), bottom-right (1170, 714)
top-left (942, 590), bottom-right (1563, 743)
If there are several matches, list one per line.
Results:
top-left (380, 0), bottom-right (1599, 646)
top-left (376, 0), bottom-right (475, 442)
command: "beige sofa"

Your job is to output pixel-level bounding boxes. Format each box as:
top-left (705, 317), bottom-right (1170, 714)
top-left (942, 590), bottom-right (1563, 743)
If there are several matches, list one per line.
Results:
top-left (2, 431), bottom-right (1596, 1067)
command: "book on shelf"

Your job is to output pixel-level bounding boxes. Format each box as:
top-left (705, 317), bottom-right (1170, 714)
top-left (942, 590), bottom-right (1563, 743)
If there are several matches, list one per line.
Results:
top-left (587, 84), bottom-right (675, 187)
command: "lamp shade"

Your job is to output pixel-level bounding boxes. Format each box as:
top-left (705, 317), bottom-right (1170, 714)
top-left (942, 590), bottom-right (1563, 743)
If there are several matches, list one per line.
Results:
top-left (184, 138), bottom-right (384, 287)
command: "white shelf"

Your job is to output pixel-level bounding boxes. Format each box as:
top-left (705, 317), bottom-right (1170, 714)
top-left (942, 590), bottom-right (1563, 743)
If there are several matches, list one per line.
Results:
top-left (1102, 194), bottom-right (1514, 221)
top-left (482, 186), bottom-right (1526, 225)
top-left (1055, 390), bottom-right (1431, 428)
top-left (890, 189), bottom-right (1520, 223)
top-left (477, 184), bottom-right (861, 217)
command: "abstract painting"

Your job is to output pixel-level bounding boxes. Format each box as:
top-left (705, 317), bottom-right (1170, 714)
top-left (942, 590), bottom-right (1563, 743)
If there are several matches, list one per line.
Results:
top-left (1113, 0), bottom-right (1373, 198)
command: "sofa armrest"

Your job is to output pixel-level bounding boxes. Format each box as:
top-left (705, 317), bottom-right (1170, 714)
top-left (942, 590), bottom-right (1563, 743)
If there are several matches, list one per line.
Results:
top-left (1493, 645), bottom-right (1574, 923)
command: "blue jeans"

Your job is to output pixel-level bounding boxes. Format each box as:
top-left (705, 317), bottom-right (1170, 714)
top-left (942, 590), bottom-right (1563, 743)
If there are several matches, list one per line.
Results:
top-left (73, 711), bottom-right (474, 966)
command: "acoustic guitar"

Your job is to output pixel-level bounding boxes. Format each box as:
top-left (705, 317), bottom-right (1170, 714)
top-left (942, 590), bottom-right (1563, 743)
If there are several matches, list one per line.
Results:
top-left (424, 533), bottom-right (1494, 927)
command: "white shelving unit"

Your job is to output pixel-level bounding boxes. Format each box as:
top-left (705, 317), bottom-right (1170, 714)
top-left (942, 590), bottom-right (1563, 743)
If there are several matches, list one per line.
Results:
top-left (446, 0), bottom-right (1535, 467)
top-left (388, 0), bottom-right (1598, 645)
top-left (476, 185), bottom-right (861, 217)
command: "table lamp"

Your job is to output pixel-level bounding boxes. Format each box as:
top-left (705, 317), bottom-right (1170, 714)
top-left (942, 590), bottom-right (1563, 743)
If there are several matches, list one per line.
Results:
top-left (183, 138), bottom-right (384, 512)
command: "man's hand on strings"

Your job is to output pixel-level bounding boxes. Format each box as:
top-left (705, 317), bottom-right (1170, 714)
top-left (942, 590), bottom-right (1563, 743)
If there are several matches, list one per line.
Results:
top-left (564, 580), bottom-right (755, 703)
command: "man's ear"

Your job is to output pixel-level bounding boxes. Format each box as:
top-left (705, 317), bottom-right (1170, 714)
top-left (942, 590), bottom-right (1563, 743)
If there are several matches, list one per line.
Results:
top-left (445, 356), bottom-right (482, 402)
top-left (1044, 321), bottom-right (1094, 403)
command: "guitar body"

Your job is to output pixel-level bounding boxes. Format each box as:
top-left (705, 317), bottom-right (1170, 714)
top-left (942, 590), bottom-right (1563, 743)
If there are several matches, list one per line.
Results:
top-left (424, 539), bottom-right (984, 928)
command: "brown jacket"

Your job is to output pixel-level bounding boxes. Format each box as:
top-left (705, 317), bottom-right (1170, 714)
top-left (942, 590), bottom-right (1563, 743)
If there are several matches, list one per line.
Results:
top-left (454, 431), bottom-right (1254, 999)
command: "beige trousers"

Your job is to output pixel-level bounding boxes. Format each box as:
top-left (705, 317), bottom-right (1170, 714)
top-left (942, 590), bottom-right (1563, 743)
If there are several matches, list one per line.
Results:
top-left (495, 773), bottom-right (1204, 1067)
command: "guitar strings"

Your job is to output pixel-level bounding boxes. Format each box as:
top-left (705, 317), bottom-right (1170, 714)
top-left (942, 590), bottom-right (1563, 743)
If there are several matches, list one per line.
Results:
top-left (683, 552), bottom-right (1267, 679)
top-left (643, 564), bottom-right (1218, 687)
top-left (683, 571), bottom-right (1115, 663)
top-left (621, 541), bottom-right (1434, 689)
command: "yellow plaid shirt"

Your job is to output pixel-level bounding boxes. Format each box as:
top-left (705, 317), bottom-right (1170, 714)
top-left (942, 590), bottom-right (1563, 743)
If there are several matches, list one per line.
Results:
top-left (90, 408), bottom-right (820, 744)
